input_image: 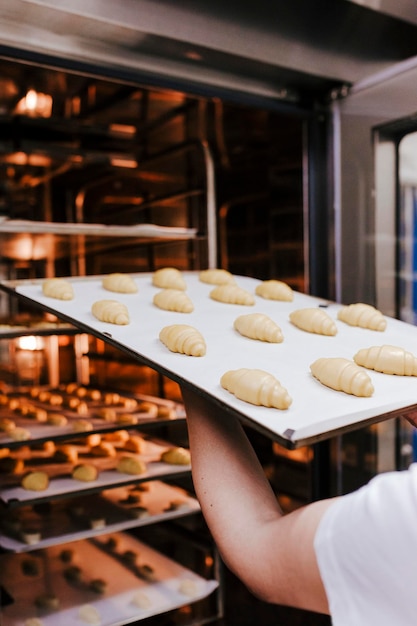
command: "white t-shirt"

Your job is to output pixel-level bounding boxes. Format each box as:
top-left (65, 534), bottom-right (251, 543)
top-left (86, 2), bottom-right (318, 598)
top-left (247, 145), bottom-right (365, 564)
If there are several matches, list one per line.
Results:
top-left (314, 463), bottom-right (417, 625)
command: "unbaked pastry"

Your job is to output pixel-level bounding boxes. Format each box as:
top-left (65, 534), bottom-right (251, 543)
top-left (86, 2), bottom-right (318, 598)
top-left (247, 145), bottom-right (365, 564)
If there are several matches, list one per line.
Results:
top-left (137, 401), bottom-right (158, 417)
top-left (152, 267), bottom-right (186, 290)
top-left (124, 435), bottom-right (146, 453)
top-left (116, 455), bottom-right (147, 475)
top-left (21, 471), bottom-right (49, 491)
top-left (47, 413), bottom-right (68, 426)
top-left (220, 368), bottom-right (292, 409)
top-left (310, 357), bottom-right (374, 397)
top-left (47, 393), bottom-right (63, 406)
top-left (131, 590), bottom-right (152, 609)
top-left (75, 401), bottom-right (89, 415)
top-left (337, 302), bottom-right (386, 331)
top-left (0, 446), bottom-right (9, 458)
top-left (42, 277), bottom-right (74, 300)
top-left (24, 617), bottom-right (44, 626)
top-left (8, 426), bottom-right (31, 441)
top-left (234, 313), bottom-right (284, 343)
top-left (34, 594), bottom-right (60, 610)
top-left (160, 446), bottom-right (191, 465)
top-left (102, 272), bottom-right (138, 294)
top-left (87, 388), bottom-right (102, 400)
top-left (66, 396), bottom-right (81, 409)
top-left (353, 344), bottom-right (417, 376)
top-left (26, 406), bottom-right (48, 422)
top-left (137, 563), bottom-right (156, 582)
top-left (210, 284), bottom-right (255, 306)
top-left (91, 299), bottom-right (130, 325)
top-left (116, 413), bottom-right (138, 425)
top-left (54, 444), bottom-right (78, 463)
top-left (21, 527), bottom-right (42, 545)
top-left (157, 405), bottom-right (177, 419)
top-left (0, 417), bottom-right (15, 432)
top-left (255, 279), bottom-right (294, 302)
top-left (153, 288), bottom-right (194, 313)
top-left (96, 407), bottom-right (117, 422)
top-left (77, 604), bottom-right (101, 625)
top-left (89, 517), bottom-right (106, 530)
top-left (72, 463), bottom-right (98, 482)
top-left (199, 268), bottom-right (235, 285)
top-left (178, 578), bottom-right (200, 597)
top-left (85, 433), bottom-right (102, 447)
top-left (289, 308), bottom-right (337, 336)
top-left (103, 429), bottom-right (129, 443)
top-left (104, 392), bottom-right (120, 404)
top-left (118, 396), bottom-right (137, 409)
top-left (159, 324), bottom-right (206, 356)
top-left (90, 442), bottom-right (116, 457)
top-left (72, 419), bottom-right (93, 433)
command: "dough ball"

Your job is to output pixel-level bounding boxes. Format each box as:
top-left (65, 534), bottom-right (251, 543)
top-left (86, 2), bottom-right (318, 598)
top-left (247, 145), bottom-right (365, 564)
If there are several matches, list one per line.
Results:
top-left (72, 463), bottom-right (99, 482)
top-left (116, 455), bottom-right (146, 475)
top-left (160, 447), bottom-right (191, 465)
top-left (21, 471), bottom-right (49, 491)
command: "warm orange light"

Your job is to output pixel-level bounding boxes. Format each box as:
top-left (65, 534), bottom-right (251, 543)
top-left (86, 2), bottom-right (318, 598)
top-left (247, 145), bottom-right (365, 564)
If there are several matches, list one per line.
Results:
top-left (16, 335), bottom-right (44, 351)
top-left (110, 158), bottom-right (138, 169)
top-left (185, 50), bottom-right (203, 61)
top-left (15, 89), bottom-right (53, 117)
top-left (109, 123), bottom-right (136, 136)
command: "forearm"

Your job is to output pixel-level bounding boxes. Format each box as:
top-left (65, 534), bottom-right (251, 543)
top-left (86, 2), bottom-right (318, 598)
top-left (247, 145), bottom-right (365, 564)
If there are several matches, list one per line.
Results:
top-left (182, 387), bottom-right (283, 583)
top-left (182, 385), bottom-right (332, 613)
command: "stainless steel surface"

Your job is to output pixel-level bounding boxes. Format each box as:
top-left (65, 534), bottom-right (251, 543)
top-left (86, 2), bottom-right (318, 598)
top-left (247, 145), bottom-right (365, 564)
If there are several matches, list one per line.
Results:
top-left (1, 0), bottom-right (417, 100)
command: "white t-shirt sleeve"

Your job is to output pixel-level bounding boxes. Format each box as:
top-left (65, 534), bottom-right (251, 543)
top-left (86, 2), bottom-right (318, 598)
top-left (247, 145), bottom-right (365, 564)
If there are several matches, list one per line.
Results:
top-left (314, 463), bottom-right (417, 626)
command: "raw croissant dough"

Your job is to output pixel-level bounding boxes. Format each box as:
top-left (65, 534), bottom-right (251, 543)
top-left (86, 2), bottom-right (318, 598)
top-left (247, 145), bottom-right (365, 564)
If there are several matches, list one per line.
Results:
top-left (353, 344), bottom-right (417, 376)
top-left (210, 284), bottom-right (255, 306)
top-left (102, 272), bottom-right (138, 293)
top-left (159, 324), bottom-right (206, 356)
top-left (153, 289), bottom-right (194, 313)
top-left (160, 446), bottom-right (191, 465)
top-left (77, 604), bottom-right (101, 625)
top-left (337, 303), bottom-right (386, 331)
top-left (310, 357), bottom-right (374, 397)
top-left (116, 455), bottom-right (147, 475)
top-left (290, 308), bottom-right (337, 336)
top-left (233, 313), bottom-right (284, 343)
top-left (21, 470), bottom-right (49, 491)
top-left (42, 278), bottom-right (74, 300)
top-left (91, 299), bottom-right (130, 325)
top-left (199, 268), bottom-right (235, 285)
top-left (72, 463), bottom-right (99, 482)
top-left (220, 368), bottom-right (292, 409)
top-left (152, 267), bottom-right (186, 290)
top-left (255, 279), bottom-right (294, 302)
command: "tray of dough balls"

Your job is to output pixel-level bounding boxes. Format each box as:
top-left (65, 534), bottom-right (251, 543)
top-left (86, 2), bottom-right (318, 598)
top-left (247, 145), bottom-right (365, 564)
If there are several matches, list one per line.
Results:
top-left (0, 531), bottom-right (219, 626)
top-left (0, 385), bottom-right (184, 449)
top-left (0, 431), bottom-right (192, 506)
top-left (0, 481), bottom-right (200, 552)
top-left (5, 269), bottom-right (417, 447)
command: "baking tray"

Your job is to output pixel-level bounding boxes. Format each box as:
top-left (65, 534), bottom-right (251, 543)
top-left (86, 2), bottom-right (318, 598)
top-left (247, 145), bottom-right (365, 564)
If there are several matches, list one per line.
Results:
top-left (0, 481), bottom-right (200, 552)
top-left (0, 532), bottom-right (218, 625)
top-left (2, 272), bottom-right (417, 448)
top-left (0, 435), bottom-right (191, 506)
top-left (0, 387), bottom-right (184, 449)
